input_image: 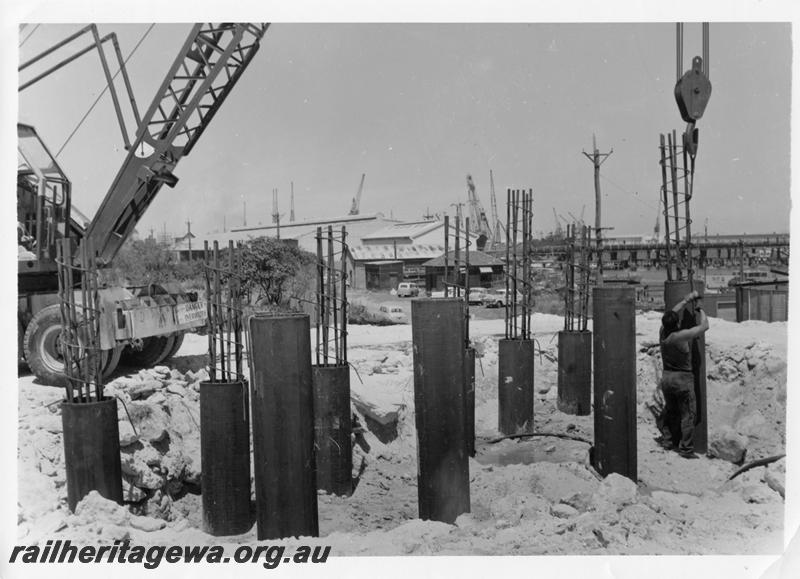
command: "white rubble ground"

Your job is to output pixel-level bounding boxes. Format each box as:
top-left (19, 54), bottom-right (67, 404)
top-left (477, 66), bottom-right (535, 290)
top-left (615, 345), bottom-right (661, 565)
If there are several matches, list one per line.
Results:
top-left (17, 312), bottom-right (787, 555)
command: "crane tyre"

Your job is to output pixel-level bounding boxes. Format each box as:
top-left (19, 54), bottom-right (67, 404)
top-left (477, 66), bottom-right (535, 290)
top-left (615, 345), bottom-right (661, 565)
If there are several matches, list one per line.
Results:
top-left (162, 332), bottom-right (185, 362)
top-left (23, 305), bottom-right (70, 387)
top-left (23, 305), bottom-right (110, 387)
top-left (121, 335), bottom-right (175, 368)
top-left (153, 334), bottom-right (177, 366)
top-left (102, 346), bottom-right (123, 379)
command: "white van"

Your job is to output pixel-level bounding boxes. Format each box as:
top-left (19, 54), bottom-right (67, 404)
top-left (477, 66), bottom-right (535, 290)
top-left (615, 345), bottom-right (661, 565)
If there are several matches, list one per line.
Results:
top-left (397, 282), bottom-right (420, 297)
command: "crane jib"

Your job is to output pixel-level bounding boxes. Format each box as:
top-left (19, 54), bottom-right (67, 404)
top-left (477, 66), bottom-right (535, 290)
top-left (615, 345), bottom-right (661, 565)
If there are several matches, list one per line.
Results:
top-left (84, 23), bottom-right (269, 265)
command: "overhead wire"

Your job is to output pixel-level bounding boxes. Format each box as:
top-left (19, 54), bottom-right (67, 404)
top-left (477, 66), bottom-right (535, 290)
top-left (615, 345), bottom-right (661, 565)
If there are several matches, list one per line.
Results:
top-left (599, 173), bottom-right (660, 212)
top-left (56, 23), bottom-right (156, 158)
top-left (19, 24), bottom-right (40, 47)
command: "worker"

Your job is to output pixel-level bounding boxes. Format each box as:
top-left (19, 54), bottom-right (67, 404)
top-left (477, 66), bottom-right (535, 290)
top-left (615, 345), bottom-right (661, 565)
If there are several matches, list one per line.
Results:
top-left (18, 222), bottom-right (36, 260)
top-left (658, 289), bottom-right (708, 459)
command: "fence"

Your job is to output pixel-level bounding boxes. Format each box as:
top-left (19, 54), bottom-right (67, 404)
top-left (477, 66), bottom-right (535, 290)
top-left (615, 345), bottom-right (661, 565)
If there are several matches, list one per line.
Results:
top-left (735, 285), bottom-right (789, 323)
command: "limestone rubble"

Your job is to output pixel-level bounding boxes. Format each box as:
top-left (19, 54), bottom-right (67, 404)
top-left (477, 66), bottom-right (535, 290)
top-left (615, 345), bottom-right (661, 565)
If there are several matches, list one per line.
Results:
top-left (16, 313), bottom-right (787, 556)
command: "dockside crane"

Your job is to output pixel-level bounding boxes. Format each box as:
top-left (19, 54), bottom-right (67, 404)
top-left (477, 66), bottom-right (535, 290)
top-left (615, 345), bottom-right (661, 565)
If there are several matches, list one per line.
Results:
top-left (654, 201), bottom-right (661, 242)
top-left (466, 174), bottom-right (492, 247)
top-left (552, 207), bottom-right (564, 239)
top-left (489, 169), bottom-right (504, 249)
top-left (349, 173), bottom-right (366, 215)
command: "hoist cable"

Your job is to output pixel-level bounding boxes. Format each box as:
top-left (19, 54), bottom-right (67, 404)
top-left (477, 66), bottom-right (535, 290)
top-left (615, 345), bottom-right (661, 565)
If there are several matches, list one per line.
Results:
top-left (676, 22), bottom-right (683, 82)
top-left (56, 23), bottom-right (155, 159)
top-left (19, 24), bottom-right (40, 47)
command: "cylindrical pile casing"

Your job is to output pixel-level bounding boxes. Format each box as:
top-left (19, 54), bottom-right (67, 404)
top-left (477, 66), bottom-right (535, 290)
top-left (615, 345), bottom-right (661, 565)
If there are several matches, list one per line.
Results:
top-left (411, 298), bottom-right (470, 524)
top-left (557, 330), bottom-right (592, 416)
top-left (592, 286), bottom-right (637, 481)
top-left (312, 364), bottom-right (353, 496)
top-left (498, 339), bottom-right (535, 435)
top-left (200, 380), bottom-right (252, 536)
top-left (61, 397), bottom-right (123, 512)
top-left (464, 346), bottom-right (476, 457)
top-left (249, 314), bottom-right (318, 539)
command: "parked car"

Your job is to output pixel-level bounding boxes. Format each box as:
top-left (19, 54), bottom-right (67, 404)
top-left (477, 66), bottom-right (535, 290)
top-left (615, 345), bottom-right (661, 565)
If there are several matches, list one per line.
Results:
top-left (467, 287), bottom-right (489, 305)
top-left (378, 304), bottom-right (407, 323)
top-left (397, 282), bottom-right (420, 297)
top-left (483, 288), bottom-right (525, 308)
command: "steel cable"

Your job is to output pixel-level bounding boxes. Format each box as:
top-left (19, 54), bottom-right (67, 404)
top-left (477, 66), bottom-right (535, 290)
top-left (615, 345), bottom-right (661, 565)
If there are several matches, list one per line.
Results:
top-left (56, 23), bottom-right (156, 158)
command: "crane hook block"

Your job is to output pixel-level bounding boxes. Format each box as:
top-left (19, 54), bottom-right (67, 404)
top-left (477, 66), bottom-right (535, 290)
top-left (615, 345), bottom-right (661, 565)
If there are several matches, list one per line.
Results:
top-left (674, 56), bottom-right (712, 123)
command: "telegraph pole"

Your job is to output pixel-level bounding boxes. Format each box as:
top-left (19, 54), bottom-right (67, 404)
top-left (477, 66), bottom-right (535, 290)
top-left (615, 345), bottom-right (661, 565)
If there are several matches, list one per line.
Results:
top-left (450, 202), bottom-right (465, 228)
top-left (290, 181), bottom-right (296, 223)
top-left (582, 135), bottom-right (613, 285)
top-left (272, 188), bottom-right (281, 239)
top-left (186, 219), bottom-right (192, 261)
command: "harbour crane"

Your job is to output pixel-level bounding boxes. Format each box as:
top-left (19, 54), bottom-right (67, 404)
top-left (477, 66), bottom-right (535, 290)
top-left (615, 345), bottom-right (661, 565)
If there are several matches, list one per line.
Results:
top-left (349, 173), bottom-right (366, 215)
top-left (466, 174), bottom-right (492, 246)
top-left (489, 169), bottom-right (504, 249)
top-left (552, 207), bottom-right (564, 239)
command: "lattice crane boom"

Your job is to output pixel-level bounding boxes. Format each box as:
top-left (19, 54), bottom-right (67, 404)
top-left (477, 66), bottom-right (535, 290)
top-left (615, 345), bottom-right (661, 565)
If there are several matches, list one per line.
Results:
top-left (489, 169), bottom-right (504, 248)
top-left (349, 173), bottom-right (366, 215)
top-left (84, 23), bottom-right (270, 265)
top-left (466, 174), bottom-right (492, 240)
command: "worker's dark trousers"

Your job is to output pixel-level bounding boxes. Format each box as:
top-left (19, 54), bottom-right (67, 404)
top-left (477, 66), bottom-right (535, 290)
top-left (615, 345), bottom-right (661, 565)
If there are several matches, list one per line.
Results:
top-left (661, 370), bottom-right (696, 453)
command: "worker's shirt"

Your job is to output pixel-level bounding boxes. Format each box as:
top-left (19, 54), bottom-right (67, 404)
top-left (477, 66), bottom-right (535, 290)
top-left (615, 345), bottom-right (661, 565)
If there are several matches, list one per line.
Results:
top-left (660, 327), bottom-right (692, 372)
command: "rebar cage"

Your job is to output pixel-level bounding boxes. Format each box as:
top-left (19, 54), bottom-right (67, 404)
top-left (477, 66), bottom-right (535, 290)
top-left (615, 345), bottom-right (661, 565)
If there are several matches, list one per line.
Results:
top-left (315, 226), bottom-right (348, 367)
top-left (442, 214), bottom-right (473, 346)
top-left (55, 238), bottom-right (104, 403)
top-left (203, 240), bottom-right (246, 382)
top-left (659, 129), bottom-right (697, 283)
top-left (564, 223), bottom-right (592, 332)
top-left (504, 189), bottom-right (534, 340)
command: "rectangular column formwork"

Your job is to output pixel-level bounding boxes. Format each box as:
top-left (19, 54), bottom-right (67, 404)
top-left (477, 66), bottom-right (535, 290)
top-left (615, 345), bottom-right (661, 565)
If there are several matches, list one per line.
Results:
top-left (411, 298), bottom-right (470, 524)
top-left (249, 314), bottom-right (318, 539)
top-left (592, 286), bottom-right (637, 481)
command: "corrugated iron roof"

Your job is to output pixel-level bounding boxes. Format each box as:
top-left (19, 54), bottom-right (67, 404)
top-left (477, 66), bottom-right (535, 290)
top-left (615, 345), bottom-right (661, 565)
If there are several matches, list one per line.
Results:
top-left (361, 220), bottom-right (441, 241)
top-left (193, 215), bottom-right (397, 255)
top-left (350, 244), bottom-right (445, 261)
top-left (422, 250), bottom-right (505, 268)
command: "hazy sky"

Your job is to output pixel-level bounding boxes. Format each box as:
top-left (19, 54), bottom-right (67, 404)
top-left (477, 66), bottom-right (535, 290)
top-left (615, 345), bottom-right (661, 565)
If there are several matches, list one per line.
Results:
top-left (12, 19), bottom-right (793, 239)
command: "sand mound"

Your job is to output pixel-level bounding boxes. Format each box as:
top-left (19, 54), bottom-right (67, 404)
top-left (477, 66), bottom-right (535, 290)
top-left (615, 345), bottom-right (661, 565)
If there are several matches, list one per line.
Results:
top-left (17, 312), bottom-right (787, 555)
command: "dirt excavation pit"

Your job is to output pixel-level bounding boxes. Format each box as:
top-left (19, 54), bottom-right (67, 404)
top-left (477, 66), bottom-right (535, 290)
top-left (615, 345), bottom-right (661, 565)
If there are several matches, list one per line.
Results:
top-left (16, 312), bottom-right (787, 555)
